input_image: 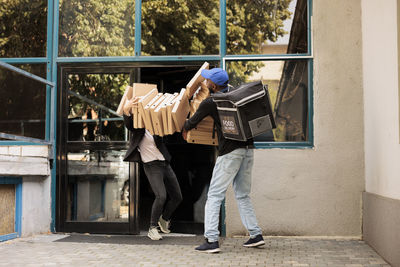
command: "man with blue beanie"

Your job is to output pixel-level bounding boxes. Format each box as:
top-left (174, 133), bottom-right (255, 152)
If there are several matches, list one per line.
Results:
top-left (183, 67), bottom-right (264, 253)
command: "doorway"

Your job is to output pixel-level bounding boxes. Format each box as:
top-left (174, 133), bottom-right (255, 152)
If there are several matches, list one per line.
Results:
top-left (56, 62), bottom-right (218, 235)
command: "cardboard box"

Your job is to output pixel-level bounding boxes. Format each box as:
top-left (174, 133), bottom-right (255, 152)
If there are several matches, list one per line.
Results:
top-left (185, 62), bottom-right (209, 99)
top-left (116, 85), bottom-right (134, 116)
top-left (171, 88), bottom-right (190, 132)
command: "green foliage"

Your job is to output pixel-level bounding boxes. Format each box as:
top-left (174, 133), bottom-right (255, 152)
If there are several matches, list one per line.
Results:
top-left (67, 73), bottom-right (129, 140)
top-left (226, 0), bottom-right (292, 86)
top-left (227, 0), bottom-right (291, 54)
top-left (59, 0), bottom-right (135, 56)
top-left (0, 0), bottom-right (47, 57)
top-left (141, 0), bottom-right (219, 55)
top-left (68, 73), bottom-right (129, 116)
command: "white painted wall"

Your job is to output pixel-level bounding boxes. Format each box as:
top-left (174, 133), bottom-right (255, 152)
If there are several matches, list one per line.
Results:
top-left (226, 0), bottom-right (365, 236)
top-left (362, 0), bottom-right (400, 200)
top-left (0, 146), bottom-right (50, 176)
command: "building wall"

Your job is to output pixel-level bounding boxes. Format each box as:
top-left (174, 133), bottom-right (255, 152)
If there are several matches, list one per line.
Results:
top-left (362, 0), bottom-right (400, 266)
top-left (363, 0), bottom-right (400, 201)
top-left (0, 146), bottom-right (51, 237)
top-left (226, 0), bottom-right (365, 237)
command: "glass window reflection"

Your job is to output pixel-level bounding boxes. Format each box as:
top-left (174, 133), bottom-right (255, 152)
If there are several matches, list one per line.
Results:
top-left (59, 0), bottom-right (135, 57)
top-left (67, 73), bottom-right (129, 141)
top-left (226, 0), bottom-right (308, 55)
top-left (141, 0), bottom-right (219, 56)
top-left (0, 0), bottom-right (47, 58)
top-left (226, 60), bottom-right (309, 142)
top-left (66, 149), bottom-right (129, 222)
top-left (0, 64), bottom-right (47, 140)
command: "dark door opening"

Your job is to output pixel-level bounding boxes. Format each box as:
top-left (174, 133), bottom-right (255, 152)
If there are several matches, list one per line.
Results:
top-left (136, 66), bottom-right (217, 234)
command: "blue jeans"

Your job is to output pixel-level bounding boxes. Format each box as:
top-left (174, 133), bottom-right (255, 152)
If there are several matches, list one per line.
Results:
top-left (204, 148), bottom-right (262, 242)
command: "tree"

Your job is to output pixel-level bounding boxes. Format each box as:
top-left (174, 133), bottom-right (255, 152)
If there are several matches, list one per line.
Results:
top-left (0, 0), bottom-right (47, 57)
top-left (58, 0), bottom-right (134, 57)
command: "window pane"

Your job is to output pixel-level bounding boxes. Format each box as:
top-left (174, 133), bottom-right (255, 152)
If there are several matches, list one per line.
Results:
top-left (141, 0), bottom-right (219, 56)
top-left (67, 73), bottom-right (129, 141)
top-left (59, 0), bottom-right (135, 57)
top-left (226, 60), bottom-right (309, 142)
top-left (0, 64), bottom-right (47, 140)
top-left (226, 0), bottom-right (308, 55)
top-left (66, 149), bottom-right (129, 222)
top-left (0, 0), bottom-right (47, 57)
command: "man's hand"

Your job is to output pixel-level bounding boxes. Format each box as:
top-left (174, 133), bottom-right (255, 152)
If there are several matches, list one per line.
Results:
top-left (182, 129), bottom-right (188, 140)
top-left (123, 97), bottom-right (139, 115)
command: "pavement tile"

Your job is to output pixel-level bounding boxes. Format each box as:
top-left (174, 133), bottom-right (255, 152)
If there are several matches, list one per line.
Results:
top-left (0, 234), bottom-right (392, 267)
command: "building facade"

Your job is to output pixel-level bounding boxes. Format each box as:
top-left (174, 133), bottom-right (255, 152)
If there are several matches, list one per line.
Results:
top-left (0, 0), bottom-right (399, 265)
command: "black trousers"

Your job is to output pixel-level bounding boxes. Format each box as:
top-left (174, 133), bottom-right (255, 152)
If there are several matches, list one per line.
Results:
top-left (143, 160), bottom-right (183, 227)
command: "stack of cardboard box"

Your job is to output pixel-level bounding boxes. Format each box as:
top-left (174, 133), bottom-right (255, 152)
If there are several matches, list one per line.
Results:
top-left (116, 62), bottom-right (217, 145)
top-left (185, 62), bottom-right (218, 146)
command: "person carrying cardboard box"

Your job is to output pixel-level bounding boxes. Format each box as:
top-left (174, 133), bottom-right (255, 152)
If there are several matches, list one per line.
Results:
top-left (123, 97), bottom-right (182, 241)
top-left (182, 68), bottom-right (265, 253)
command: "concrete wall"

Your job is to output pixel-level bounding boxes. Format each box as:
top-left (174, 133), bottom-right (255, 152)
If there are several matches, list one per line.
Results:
top-left (362, 0), bottom-right (400, 266)
top-left (21, 175), bottom-right (52, 236)
top-left (0, 145), bottom-right (52, 236)
top-left (226, 0), bottom-right (365, 237)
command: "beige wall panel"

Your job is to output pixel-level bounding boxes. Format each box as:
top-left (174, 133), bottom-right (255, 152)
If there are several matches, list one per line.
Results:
top-left (226, 0), bottom-right (364, 237)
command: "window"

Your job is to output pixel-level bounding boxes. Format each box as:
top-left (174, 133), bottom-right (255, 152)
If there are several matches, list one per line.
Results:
top-left (0, 64), bottom-right (47, 140)
top-left (224, 0), bottom-right (312, 145)
top-left (226, 0), bottom-right (308, 55)
top-left (141, 0), bottom-right (220, 56)
top-left (1, 0), bottom-right (313, 147)
top-left (226, 59), bottom-right (310, 143)
top-left (0, 0), bottom-right (47, 58)
top-left (58, 0), bottom-right (135, 57)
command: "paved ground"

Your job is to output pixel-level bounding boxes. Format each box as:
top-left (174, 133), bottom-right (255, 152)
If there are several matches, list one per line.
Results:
top-left (0, 233), bottom-right (390, 267)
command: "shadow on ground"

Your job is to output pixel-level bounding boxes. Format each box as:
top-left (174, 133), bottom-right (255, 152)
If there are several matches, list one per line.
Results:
top-left (55, 234), bottom-right (208, 245)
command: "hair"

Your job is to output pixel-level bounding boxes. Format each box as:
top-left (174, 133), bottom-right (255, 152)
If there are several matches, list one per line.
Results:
top-left (210, 80), bottom-right (228, 91)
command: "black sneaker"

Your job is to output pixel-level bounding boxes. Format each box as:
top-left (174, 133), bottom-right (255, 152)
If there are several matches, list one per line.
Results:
top-left (243, 234), bottom-right (265, 247)
top-left (195, 239), bottom-right (221, 253)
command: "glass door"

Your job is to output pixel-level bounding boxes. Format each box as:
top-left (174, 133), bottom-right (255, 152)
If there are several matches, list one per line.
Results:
top-left (57, 65), bottom-right (139, 234)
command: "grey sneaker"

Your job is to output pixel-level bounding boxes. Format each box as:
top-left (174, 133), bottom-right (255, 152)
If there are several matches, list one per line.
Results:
top-left (147, 226), bottom-right (162, 240)
top-left (158, 216), bottom-right (171, 234)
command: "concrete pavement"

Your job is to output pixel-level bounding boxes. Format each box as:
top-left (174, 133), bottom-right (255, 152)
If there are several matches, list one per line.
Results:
top-left (0, 233), bottom-right (390, 267)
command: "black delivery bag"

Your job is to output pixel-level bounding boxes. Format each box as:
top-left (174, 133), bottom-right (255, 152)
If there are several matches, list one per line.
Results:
top-left (211, 81), bottom-right (276, 141)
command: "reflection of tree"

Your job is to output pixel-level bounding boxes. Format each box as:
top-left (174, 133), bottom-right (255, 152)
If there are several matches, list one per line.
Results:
top-left (0, 0), bottom-right (296, 140)
top-left (58, 0), bottom-right (134, 57)
top-left (0, 0), bottom-right (47, 57)
top-left (0, 65), bottom-right (46, 139)
top-left (141, 0), bottom-right (219, 55)
top-left (227, 0), bottom-right (292, 84)
top-left (227, 0), bottom-right (292, 54)
top-left (67, 74), bottom-right (129, 141)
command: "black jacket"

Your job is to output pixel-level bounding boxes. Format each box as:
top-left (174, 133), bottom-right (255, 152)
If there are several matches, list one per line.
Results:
top-left (123, 115), bottom-right (171, 163)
